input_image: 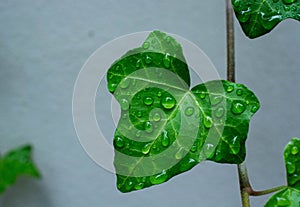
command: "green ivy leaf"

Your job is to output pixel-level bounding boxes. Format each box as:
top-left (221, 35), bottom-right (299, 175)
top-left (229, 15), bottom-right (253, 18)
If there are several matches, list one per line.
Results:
top-left (264, 138), bottom-right (300, 206)
top-left (232, 0), bottom-right (300, 38)
top-left (0, 145), bottom-right (41, 194)
top-left (107, 31), bottom-right (260, 192)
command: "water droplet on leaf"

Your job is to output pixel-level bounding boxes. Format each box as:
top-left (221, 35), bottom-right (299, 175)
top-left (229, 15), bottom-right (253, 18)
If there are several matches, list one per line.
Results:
top-left (291, 146), bottom-right (299, 155)
top-left (236, 89), bottom-right (243, 96)
top-left (185, 107), bottom-right (194, 116)
top-left (161, 95), bottom-right (176, 109)
top-left (203, 116), bottom-right (213, 128)
top-left (143, 41), bottom-right (150, 49)
top-left (231, 100), bottom-right (246, 114)
top-left (152, 112), bottom-right (161, 122)
top-left (210, 95), bottom-right (223, 106)
top-left (226, 85), bottom-right (234, 92)
top-left (163, 53), bottom-right (171, 68)
top-left (108, 82), bottom-right (117, 93)
top-left (142, 143), bottom-right (152, 155)
top-left (144, 121), bottom-right (153, 133)
top-left (286, 161), bottom-right (296, 174)
top-left (143, 97), bottom-right (153, 106)
top-left (161, 131), bottom-right (169, 147)
top-left (150, 170), bottom-right (168, 184)
top-left (115, 136), bottom-right (124, 148)
top-left (215, 106), bottom-right (225, 118)
top-left (120, 78), bottom-right (130, 89)
top-left (175, 148), bottom-right (185, 160)
top-left (120, 98), bottom-right (129, 110)
top-left (145, 55), bottom-right (152, 64)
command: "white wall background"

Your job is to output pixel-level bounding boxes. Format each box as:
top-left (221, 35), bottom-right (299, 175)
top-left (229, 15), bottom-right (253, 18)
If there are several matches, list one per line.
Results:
top-left (0, 1), bottom-right (299, 206)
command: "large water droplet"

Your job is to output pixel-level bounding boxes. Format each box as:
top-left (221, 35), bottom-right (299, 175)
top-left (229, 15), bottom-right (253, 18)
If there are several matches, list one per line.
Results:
top-left (276, 196), bottom-right (291, 206)
top-left (210, 95), bottom-right (223, 106)
top-left (120, 78), bottom-right (130, 89)
top-left (238, 7), bottom-right (251, 23)
top-left (108, 82), bottom-right (117, 93)
top-left (120, 98), bottom-right (129, 110)
top-left (143, 41), bottom-right (150, 49)
top-left (144, 121), bottom-right (153, 133)
top-left (163, 53), bottom-right (171, 68)
top-left (143, 97), bottom-right (153, 106)
top-left (175, 148), bottom-right (185, 160)
top-left (226, 85), bottom-right (234, 93)
top-left (215, 106), bottom-right (225, 118)
top-left (115, 136), bottom-right (124, 148)
top-left (145, 55), bottom-right (152, 64)
top-left (203, 116), bottom-right (213, 128)
top-left (261, 14), bottom-right (282, 30)
top-left (286, 161), bottom-right (296, 174)
top-left (283, 0), bottom-right (296, 4)
top-left (185, 107), bottom-right (195, 116)
top-left (150, 170), bottom-right (168, 184)
top-left (142, 143), bottom-right (152, 155)
top-left (231, 100), bottom-right (246, 114)
top-left (161, 131), bottom-right (169, 147)
top-left (161, 95), bottom-right (176, 109)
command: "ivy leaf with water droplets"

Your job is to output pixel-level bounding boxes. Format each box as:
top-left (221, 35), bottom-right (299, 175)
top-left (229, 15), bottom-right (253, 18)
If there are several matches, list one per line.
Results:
top-left (232, 0), bottom-right (300, 38)
top-left (107, 31), bottom-right (260, 192)
top-left (0, 145), bottom-right (41, 194)
top-left (264, 138), bottom-right (300, 207)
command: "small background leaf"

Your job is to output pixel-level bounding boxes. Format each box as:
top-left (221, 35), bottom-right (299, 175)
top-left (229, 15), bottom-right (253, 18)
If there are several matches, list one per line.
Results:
top-left (0, 145), bottom-right (41, 194)
top-left (264, 138), bottom-right (300, 206)
top-left (232, 0), bottom-right (300, 38)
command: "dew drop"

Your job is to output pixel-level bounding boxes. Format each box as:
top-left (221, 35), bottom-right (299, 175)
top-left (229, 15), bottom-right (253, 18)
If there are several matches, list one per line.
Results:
top-left (180, 158), bottom-right (197, 171)
top-left (175, 148), bottom-right (185, 160)
top-left (150, 170), bottom-right (168, 184)
top-left (152, 112), bottom-right (161, 122)
top-left (143, 97), bottom-right (153, 106)
top-left (136, 59), bottom-right (142, 68)
top-left (215, 106), bottom-right (225, 118)
top-left (108, 82), bottom-right (117, 93)
top-left (291, 146), bottom-right (299, 155)
top-left (142, 143), bottom-right (152, 155)
top-left (134, 182), bottom-right (144, 190)
top-left (210, 95), bottom-right (223, 106)
top-left (251, 105), bottom-right (259, 113)
top-left (163, 53), bottom-right (171, 68)
top-left (125, 180), bottom-right (134, 191)
top-left (286, 161), bottom-right (296, 174)
top-left (276, 197), bottom-right (291, 206)
top-left (238, 8), bottom-right (251, 23)
top-left (231, 100), bottom-right (246, 115)
top-left (157, 91), bottom-right (162, 97)
top-left (120, 78), bottom-right (130, 89)
top-left (226, 85), bottom-right (234, 93)
top-left (120, 98), bottom-right (129, 110)
top-left (161, 95), bottom-right (176, 109)
top-left (145, 55), bottom-right (152, 64)
top-left (191, 144), bottom-right (197, 152)
top-left (236, 89), bottom-right (243, 96)
top-left (203, 116), bottom-right (213, 128)
top-left (200, 92), bottom-right (206, 99)
top-left (143, 41), bottom-right (150, 49)
top-left (185, 107), bottom-right (195, 116)
top-left (161, 131), bottom-right (170, 147)
top-left (144, 121), bottom-right (153, 133)
top-left (115, 136), bottom-right (124, 148)
top-left (137, 111), bottom-right (142, 118)
top-left (261, 14), bottom-right (282, 30)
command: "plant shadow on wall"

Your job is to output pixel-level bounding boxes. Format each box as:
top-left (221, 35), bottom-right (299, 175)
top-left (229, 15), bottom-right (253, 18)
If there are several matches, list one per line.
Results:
top-left (105, 0), bottom-right (300, 207)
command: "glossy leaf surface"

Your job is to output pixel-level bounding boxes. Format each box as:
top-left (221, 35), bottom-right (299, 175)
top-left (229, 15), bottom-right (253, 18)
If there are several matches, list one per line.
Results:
top-left (0, 145), bottom-right (41, 194)
top-left (265, 138), bottom-right (300, 206)
top-left (107, 31), bottom-right (260, 192)
top-left (232, 0), bottom-right (300, 38)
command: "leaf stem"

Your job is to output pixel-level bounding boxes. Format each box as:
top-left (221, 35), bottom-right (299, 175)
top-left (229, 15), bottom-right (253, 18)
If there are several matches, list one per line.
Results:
top-left (226, 1), bottom-right (249, 206)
